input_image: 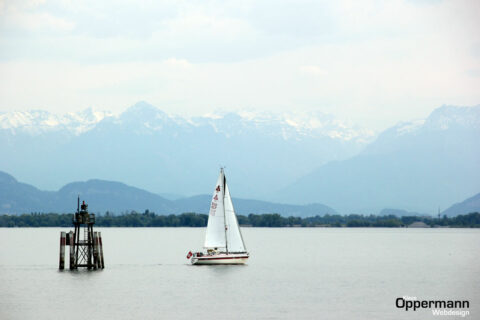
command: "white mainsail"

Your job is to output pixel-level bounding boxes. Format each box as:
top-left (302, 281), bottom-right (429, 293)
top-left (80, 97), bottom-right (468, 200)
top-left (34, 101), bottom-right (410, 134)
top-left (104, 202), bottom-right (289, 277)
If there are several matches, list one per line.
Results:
top-left (204, 171), bottom-right (226, 249)
top-left (224, 182), bottom-right (247, 252)
top-left (203, 169), bottom-right (247, 253)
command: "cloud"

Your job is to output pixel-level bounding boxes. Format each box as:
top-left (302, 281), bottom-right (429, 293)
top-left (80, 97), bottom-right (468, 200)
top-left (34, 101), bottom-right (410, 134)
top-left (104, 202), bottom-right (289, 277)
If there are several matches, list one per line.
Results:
top-left (3, 11), bottom-right (75, 32)
top-left (242, 0), bottom-right (336, 38)
top-left (299, 65), bottom-right (328, 76)
top-left (0, 0), bottom-right (479, 131)
top-left (0, 0), bottom-right (74, 33)
top-left (164, 58), bottom-right (190, 69)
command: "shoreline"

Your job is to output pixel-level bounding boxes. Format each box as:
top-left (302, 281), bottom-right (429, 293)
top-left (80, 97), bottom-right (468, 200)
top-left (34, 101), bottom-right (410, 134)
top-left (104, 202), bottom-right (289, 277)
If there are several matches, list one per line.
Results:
top-left (1, 212), bottom-right (479, 228)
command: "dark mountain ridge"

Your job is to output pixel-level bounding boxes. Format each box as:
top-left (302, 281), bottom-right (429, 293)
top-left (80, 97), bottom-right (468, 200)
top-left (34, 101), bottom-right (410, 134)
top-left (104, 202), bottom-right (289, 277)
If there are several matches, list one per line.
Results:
top-left (0, 171), bottom-right (335, 217)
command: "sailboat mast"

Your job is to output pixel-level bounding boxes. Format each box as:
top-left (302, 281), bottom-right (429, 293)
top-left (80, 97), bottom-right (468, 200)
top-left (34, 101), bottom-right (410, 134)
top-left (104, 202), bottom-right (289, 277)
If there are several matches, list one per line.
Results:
top-left (222, 169), bottom-right (228, 254)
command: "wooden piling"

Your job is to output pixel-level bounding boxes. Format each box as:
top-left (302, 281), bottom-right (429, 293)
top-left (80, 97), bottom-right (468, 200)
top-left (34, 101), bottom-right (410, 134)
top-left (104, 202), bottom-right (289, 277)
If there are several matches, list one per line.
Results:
top-left (59, 232), bottom-right (66, 270)
top-left (69, 231), bottom-right (75, 270)
top-left (87, 226), bottom-right (93, 270)
top-left (98, 232), bottom-right (105, 269)
top-left (93, 232), bottom-right (99, 269)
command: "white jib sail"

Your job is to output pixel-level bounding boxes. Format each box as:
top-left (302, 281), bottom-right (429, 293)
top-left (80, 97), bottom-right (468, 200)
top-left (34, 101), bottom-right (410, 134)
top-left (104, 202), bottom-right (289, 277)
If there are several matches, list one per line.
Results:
top-left (224, 181), bottom-right (247, 253)
top-left (204, 171), bottom-right (226, 249)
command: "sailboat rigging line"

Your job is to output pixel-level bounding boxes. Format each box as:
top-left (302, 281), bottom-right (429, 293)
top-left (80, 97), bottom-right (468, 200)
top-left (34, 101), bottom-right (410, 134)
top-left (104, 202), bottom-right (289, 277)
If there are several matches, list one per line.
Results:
top-left (223, 169), bottom-right (228, 254)
top-left (230, 194), bottom-right (247, 252)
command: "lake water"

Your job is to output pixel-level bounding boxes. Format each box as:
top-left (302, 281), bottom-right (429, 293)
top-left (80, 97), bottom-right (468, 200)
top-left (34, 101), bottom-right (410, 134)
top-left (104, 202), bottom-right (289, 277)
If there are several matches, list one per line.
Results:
top-left (0, 228), bottom-right (478, 319)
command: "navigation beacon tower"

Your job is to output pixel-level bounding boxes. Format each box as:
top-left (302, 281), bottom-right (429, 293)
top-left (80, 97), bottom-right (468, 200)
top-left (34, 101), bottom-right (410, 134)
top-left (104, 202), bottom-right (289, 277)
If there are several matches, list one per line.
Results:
top-left (59, 197), bottom-right (105, 270)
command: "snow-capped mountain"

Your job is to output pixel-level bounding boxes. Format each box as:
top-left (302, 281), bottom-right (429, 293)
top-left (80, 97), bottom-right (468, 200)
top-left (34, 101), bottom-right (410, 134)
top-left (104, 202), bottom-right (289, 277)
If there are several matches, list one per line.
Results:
top-left (361, 104), bottom-right (480, 156)
top-left (0, 101), bottom-right (373, 142)
top-left (0, 102), bottom-right (478, 214)
top-left (387, 105), bottom-right (480, 138)
top-left (193, 109), bottom-right (373, 142)
top-left (423, 105), bottom-right (480, 130)
top-left (279, 105), bottom-right (480, 214)
top-left (0, 101), bottom-right (371, 199)
top-left (0, 108), bottom-right (112, 135)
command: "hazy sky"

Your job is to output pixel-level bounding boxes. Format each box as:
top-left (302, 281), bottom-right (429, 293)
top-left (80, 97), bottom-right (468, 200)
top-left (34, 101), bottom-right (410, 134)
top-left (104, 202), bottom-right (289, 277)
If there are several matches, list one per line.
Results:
top-left (0, 0), bottom-right (479, 130)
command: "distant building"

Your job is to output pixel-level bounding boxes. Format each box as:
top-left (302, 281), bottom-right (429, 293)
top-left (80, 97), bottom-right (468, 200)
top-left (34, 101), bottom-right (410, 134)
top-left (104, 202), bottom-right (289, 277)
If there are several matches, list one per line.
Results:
top-left (408, 221), bottom-right (429, 228)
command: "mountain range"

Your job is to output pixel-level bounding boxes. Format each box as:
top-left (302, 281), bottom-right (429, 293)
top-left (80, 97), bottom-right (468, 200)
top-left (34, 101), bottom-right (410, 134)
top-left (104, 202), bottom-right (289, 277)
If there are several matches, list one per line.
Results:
top-left (1, 170), bottom-right (478, 217)
top-left (279, 105), bottom-right (480, 213)
top-left (0, 171), bottom-right (335, 217)
top-left (441, 193), bottom-right (480, 216)
top-left (0, 102), bottom-right (371, 201)
top-left (1, 102), bottom-right (479, 214)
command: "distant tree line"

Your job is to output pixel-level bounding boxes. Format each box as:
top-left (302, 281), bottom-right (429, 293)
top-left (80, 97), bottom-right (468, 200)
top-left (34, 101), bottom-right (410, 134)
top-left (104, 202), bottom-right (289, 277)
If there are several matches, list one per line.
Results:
top-left (0, 211), bottom-right (479, 228)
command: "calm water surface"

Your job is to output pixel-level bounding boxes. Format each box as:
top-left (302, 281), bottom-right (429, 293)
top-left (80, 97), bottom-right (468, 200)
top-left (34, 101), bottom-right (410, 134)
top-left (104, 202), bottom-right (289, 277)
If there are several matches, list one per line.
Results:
top-left (0, 228), bottom-right (479, 319)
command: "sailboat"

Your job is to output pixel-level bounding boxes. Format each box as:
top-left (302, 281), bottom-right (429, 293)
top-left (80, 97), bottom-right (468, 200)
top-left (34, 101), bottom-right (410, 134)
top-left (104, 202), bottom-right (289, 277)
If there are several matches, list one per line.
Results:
top-left (187, 168), bottom-right (249, 265)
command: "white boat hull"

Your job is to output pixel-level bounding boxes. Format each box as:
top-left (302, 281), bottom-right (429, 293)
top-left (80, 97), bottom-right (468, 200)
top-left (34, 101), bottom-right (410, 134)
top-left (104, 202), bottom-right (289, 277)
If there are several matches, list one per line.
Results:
top-left (191, 253), bottom-right (249, 265)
